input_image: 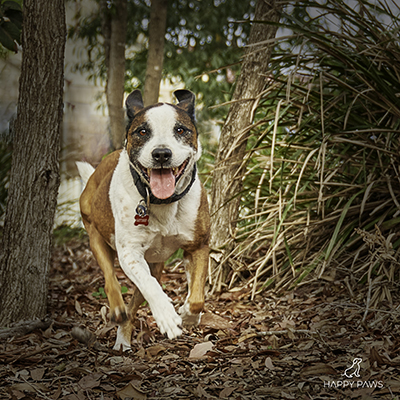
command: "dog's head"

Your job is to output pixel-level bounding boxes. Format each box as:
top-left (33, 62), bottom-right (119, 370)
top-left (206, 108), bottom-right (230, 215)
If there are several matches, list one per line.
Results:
top-left (125, 89), bottom-right (200, 200)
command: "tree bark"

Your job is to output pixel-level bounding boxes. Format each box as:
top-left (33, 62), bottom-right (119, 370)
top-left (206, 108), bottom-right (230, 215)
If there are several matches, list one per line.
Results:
top-left (106, 0), bottom-right (127, 150)
top-left (0, 0), bottom-right (66, 325)
top-left (209, 0), bottom-right (281, 289)
top-left (143, 0), bottom-right (168, 107)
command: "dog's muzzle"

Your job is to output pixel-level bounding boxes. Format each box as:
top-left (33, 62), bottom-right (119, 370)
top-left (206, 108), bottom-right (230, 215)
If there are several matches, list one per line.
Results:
top-left (129, 152), bottom-right (195, 204)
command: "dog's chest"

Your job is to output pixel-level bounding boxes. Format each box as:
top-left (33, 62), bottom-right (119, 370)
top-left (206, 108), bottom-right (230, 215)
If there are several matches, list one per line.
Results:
top-left (143, 202), bottom-right (197, 263)
top-left (144, 233), bottom-right (184, 263)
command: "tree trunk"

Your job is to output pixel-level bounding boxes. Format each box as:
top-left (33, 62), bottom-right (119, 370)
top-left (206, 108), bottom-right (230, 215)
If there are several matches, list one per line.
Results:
top-left (143, 0), bottom-right (168, 107)
top-left (106, 0), bottom-right (127, 150)
top-left (100, 0), bottom-right (111, 73)
top-left (209, 0), bottom-right (281, 290)
top-left (0, 0), bottom-right (65, 325)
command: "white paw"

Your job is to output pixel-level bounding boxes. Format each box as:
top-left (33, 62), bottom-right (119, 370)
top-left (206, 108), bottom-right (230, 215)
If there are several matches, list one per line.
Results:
top-left (113, 326), bottom-right (131, 352)
top-left (150, 297), bottom-right (182, 339)
top-left (179, 302), bottom-right (201, 327)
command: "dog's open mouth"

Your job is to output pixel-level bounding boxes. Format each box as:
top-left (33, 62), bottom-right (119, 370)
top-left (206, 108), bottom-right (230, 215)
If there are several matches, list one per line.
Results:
top-left (138, 159), bottom-right (189, 199)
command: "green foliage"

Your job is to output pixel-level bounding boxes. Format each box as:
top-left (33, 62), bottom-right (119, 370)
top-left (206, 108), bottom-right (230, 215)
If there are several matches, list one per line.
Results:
top-left (92, 285), bottom-right (128, 298)
top-left (53, 224), bottom-right (87, 245)
top-left (68, 0), bottom-right (256, 118)
top-left (223, 0), bottom-right (400, 299)
top-left (92, 287), bottom-right (107, 299)
top-left (0, 0), bottom-right (22, 53)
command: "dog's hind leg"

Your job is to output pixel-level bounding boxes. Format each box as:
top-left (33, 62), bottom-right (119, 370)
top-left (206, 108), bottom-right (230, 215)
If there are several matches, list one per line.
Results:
top-left (89, 227), bottom-right (127, 324)
top-left (179, 245), bottom-right (209, 326)
top-left (114, 262), bottom-right (164, 351)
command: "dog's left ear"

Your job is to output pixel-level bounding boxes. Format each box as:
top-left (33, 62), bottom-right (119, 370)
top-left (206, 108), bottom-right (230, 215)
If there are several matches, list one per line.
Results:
top-left (174, 89), bottom-right (195, 120)
top-left (126, 90), bottom-right (144, 121)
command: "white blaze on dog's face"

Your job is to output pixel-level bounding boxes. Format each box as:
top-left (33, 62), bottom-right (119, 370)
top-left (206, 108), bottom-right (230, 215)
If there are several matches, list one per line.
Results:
top-left (125, 90), bottom-right (200, 200)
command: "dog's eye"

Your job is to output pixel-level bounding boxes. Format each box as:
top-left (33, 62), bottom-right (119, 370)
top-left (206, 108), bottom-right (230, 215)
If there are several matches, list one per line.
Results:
top-left (138, 128), bottom-right (147, 136)
top-left (176, 127), bottom-right (185, 135)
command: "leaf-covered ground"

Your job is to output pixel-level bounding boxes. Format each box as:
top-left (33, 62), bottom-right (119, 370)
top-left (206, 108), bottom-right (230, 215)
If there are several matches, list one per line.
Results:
top-left (1, 239), bottom-right (399, 400)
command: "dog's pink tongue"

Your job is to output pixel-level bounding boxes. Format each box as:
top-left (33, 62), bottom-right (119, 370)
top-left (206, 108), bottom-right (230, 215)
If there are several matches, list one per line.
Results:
top-left (150, 168), bottom-right (175, 199)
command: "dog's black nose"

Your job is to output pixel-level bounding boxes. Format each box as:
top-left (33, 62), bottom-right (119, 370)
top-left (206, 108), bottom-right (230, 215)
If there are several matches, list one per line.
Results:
top-left (152, 148), bottom-right (172, 164)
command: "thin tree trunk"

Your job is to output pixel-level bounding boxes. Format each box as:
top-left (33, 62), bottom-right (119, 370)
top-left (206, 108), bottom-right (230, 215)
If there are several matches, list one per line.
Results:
top-left (143, 0), bottom-right (168, 107)
top-left (0, 0), bottom-right (66, 325)
top-left (100, 0), bottom-right (111, 73)
top-left (106, 0), bottom-right (127, 150)
top-left (209, 0), bottom-right (281, 290)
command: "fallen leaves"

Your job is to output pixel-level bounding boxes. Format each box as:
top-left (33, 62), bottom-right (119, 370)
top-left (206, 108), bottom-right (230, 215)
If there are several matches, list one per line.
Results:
top-left (0, 239), bottom-right (399, 399)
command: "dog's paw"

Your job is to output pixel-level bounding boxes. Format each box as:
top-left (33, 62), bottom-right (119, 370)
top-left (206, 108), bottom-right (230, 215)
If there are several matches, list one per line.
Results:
top-left (179, 302), bottom-right (201, 327)
top-left (110, 306), bottom-right (128, 324)
top-left (113, 326), bottom-right (132, 352)
top-left (151, 299), bottom-right (182, 339)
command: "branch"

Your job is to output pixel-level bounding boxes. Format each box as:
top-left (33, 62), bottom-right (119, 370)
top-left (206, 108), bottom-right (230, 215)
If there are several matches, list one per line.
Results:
top-left (0, 317), bottom-right (52, 340)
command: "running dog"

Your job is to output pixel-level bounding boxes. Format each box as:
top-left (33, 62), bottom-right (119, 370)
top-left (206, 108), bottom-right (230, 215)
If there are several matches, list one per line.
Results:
top-left (76, 90), bottom-right (210, 351)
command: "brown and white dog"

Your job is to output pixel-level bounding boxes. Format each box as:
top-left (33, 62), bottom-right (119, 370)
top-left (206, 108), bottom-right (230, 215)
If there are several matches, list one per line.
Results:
top-left (76, 90), bottom-right (210, 351)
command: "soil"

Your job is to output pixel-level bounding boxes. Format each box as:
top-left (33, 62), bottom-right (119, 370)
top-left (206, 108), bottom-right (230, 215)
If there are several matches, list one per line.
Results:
top-left (0, 238), bottom-right (399, 400)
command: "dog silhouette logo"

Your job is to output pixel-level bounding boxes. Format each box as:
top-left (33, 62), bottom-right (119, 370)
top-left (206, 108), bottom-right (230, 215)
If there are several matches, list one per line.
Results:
top-left (343, 358), bottom-right (363, 378)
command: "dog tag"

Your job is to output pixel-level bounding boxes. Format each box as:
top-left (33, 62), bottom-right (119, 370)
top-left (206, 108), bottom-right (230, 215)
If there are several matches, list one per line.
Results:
top-left (134, 214), bottom-right (149, 226)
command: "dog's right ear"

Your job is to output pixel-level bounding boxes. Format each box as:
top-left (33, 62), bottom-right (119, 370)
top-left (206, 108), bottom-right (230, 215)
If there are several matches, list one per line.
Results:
top-left (126, 90), bottom-right (144, 121)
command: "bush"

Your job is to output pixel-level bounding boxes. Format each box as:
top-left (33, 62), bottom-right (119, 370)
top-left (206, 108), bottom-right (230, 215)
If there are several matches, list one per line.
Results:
top-left (221, 0), bottom-right (400, 302)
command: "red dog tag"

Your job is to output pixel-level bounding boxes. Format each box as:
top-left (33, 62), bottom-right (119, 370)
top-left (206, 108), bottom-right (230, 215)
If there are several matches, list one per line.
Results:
top-left (134, 214), bottom-right (149, 226)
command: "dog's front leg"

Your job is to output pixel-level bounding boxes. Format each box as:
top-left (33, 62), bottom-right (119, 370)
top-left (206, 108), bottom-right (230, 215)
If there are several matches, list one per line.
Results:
top-left (113, 262), bottom-right (164, 351)
top-left (115, 239), bottom-right (182, 341)
top-left (179, 245), bottom-right (209, 326)
top-left (88, 226), bottom-right (127, 323)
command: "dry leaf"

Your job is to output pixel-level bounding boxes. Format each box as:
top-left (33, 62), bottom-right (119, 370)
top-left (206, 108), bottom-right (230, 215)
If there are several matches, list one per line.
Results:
top-left (238, 332), bottom-right (258, 343)
top-left (100, 306), bottom-right (108, 324)
top-left (219, 386), bottom-right (236, 398)
top-left (147, 344), bottom-right (166, 357)
top-left (117, 383), bottom-right (147, 400)
top-left (78, 373), bottom-right (102, 390)
top-left (12, 382), bottom-right (50, 393)
top-left (30, 367), bottom-right (46, 381)
top-left (10, 390), bottom-right (24, 400)
top-left (264, 357), bottom-right (275, 370)
top-left (75, 299), bottom-right (83, 316)
top-left (200, 312), bottom-right (232, 330)
top-left (189, 341), bottom-right (214, 359)
top-left (370, 346), bottom-right (386, 366)
top-left (195, 384), bottom-right (210, 398)
top-left (300, 363), bottom-right (337, 377)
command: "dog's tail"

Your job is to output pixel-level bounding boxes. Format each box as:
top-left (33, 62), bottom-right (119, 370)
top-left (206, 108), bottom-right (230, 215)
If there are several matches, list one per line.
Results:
top-left (76, 161), bottom-right (95, 187)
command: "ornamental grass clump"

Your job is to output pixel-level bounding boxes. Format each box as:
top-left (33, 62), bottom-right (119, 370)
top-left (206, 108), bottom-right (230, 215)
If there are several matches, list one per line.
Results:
top-left (218, 0), bottom-right (400, 304)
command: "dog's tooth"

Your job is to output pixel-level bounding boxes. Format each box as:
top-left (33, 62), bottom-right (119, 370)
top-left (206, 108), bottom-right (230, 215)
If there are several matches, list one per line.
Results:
top-left (147, 168), bottom-right (151, 176)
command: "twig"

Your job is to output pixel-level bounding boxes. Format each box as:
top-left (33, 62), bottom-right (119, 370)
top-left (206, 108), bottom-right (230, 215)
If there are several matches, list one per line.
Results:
top-left (20, 376), bottom-right (53, 400)
top-left (0, 318), bottom-right (52, 340)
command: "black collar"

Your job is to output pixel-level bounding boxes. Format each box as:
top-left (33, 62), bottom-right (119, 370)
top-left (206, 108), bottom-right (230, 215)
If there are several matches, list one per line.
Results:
top-left (129, 162), bottom-right (197, 205)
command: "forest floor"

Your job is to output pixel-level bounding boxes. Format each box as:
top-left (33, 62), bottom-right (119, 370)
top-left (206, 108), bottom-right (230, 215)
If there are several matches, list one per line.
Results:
top-left (0, 238), bottom-right (400, 400)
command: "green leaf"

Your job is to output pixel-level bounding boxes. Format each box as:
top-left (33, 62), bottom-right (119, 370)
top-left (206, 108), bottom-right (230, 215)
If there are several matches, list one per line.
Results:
top-left (2, 1), bottom-right (22, 12)
top-left (92, 287), bottom-right (107, 299)
top-left (0, 25), bottom-right (16, 51)
top-left (2, 20), bottom-right (20, 42)
top-left (324, 190), bottom-right (364, 262)
top-left (121, 286), bottom-right (128, 294)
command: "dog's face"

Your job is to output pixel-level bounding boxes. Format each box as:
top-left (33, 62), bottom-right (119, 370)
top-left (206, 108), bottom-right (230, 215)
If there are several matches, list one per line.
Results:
top-left (125, 90), bottom-right (200, 200)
